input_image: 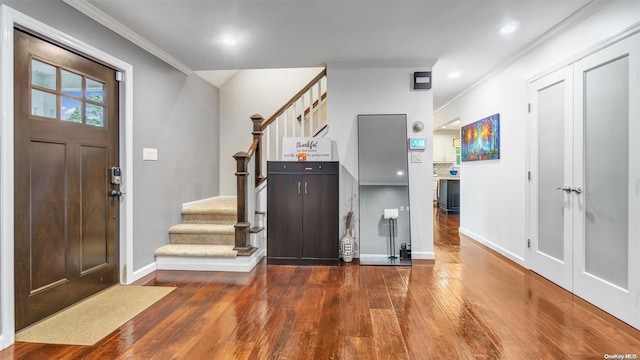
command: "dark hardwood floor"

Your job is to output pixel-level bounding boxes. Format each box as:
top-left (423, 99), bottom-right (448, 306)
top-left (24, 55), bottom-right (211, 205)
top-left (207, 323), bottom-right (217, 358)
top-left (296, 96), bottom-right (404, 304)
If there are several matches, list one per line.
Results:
top-left (2, 209), bottom-right (640, 359)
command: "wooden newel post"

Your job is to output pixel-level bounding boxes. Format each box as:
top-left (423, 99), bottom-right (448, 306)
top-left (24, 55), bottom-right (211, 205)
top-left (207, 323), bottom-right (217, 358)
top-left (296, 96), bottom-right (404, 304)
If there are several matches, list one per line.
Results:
top-left (251, 114), bottom-right (265, 183)
top-left (233, 151), bottom-right (251, 253)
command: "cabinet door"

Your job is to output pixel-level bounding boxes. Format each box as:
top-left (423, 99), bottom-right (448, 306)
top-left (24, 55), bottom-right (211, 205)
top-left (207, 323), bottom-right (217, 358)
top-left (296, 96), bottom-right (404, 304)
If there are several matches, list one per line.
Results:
top-left (444, 135), bottom-right (457, 162)
top-left (302, 174), bottom-right (339, 259)
top-left (267, 174), bottom-right (303, 258)
top-left (433, 136), bottom-right (444, 161)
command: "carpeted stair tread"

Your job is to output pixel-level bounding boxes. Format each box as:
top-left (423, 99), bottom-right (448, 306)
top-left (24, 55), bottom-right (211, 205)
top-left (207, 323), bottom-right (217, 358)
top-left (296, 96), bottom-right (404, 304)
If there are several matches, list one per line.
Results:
top-left (182, 199), bottom-right (237, 224)
top-left (154, 244), bottom-right (237, 258)
top-left (182, 199), bottom-right (237, 216)
top-left (169, 223), bottom-right (235, 234)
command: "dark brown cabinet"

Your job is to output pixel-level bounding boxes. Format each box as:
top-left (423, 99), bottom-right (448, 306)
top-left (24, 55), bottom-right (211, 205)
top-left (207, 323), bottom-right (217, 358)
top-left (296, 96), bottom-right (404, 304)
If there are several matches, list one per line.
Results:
top-left (267, 161), bottom-right (339, 265)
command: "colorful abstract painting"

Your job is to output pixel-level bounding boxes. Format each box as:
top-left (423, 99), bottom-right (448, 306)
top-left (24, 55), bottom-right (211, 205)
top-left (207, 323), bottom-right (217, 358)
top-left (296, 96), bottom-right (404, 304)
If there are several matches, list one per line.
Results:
top-left (461, 113), bottom-right (500, 162)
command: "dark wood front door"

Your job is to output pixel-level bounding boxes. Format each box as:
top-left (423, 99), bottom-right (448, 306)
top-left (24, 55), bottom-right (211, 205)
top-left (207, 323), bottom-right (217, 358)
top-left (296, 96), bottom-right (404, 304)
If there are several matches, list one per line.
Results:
top-left (14, 29), bottom-right (120, 330)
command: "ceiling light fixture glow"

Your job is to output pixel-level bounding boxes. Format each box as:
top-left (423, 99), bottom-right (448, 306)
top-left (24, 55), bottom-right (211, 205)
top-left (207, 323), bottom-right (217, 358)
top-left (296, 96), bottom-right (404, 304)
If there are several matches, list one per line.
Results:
top-left (447, 71), bottom-right (461, 79)
top-left (221, 34), bottom-right (237, 46)
top-left (499, 21), bottom-right (520, 35)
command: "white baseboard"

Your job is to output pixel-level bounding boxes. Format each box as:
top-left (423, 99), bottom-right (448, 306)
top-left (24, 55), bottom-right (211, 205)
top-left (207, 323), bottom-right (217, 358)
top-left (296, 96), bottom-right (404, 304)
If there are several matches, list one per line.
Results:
top-left (459, 227), bottom-right (525, 267)
top-left (155, 249), bottom-right (265, 273)
top-left (182, 195), bottom-right (237, 211)
top-left (411, 251), bottom-right (436, 260)
top-left (129, 262), bottom-right (157, 284)
top-left (359, 252), bottom-right (434, 260)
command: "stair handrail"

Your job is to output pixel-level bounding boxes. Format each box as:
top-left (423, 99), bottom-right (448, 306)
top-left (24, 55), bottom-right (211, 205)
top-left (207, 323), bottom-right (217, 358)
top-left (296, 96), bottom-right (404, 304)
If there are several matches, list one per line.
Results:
top-left (261, 68), bottom-right (326, 131)
top-left (233, 68), bottom-right (327, 254)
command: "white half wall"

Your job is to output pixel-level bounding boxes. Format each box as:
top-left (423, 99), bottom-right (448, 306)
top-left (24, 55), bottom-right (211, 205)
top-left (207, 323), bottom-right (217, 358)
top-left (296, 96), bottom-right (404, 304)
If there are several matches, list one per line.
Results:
top-left (219, 67), bottom-right (324, 195)
top-left (434, 0), bottom-right (640, 262)
top-left (326, 62), bottom-right (436, 259)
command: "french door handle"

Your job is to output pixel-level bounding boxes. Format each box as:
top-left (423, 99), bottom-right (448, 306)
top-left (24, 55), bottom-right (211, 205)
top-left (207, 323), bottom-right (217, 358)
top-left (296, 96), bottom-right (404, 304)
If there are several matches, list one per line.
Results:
top-left (555, 186), bottom-right (572, 192)
top-left (571, 186), bottom-right (583, 194)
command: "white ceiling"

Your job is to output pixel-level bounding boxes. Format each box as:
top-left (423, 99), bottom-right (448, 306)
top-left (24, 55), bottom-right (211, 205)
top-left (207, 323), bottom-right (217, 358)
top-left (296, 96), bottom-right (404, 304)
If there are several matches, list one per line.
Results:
top-left (74, 0), bottom-right (598, 109)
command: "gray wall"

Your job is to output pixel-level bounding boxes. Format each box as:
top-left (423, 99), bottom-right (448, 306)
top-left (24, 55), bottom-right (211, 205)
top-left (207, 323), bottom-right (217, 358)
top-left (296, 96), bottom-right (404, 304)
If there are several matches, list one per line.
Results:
top-left (2, 0), bottom-right (220, 270)
top-left (359, 185), bottom-right (410, 256)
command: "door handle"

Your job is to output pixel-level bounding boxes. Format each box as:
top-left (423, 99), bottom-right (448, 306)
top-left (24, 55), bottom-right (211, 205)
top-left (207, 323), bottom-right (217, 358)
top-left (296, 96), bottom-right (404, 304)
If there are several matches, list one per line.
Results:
top-left (304, 182), bottom-right (308, 194)
top-left (297, 182), bottom-right (301, 194)
top-left (555, 186), bottom-right (572, 192)
top-left (571, 186), bottom-right (583, 194)
top-left (110, 189), bottom-right (125, 198)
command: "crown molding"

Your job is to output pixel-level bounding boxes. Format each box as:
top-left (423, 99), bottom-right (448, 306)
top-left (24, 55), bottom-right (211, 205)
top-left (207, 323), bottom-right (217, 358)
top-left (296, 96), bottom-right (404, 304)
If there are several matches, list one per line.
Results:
top-left (62, 0), bottom-right (192, 75)
top-left (434, 0), bottom-right (613, 114)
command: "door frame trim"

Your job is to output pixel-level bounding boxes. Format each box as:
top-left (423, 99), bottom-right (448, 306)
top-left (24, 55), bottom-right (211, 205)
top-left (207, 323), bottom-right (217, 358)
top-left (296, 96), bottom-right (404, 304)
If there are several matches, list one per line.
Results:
top-left (0, 5), bottom-right (135, 349)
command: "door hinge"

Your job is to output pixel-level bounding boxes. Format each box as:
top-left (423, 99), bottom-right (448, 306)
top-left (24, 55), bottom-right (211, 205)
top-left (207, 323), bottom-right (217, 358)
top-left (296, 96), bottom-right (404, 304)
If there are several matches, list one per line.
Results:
top-left (527, 171), bottom-right (531, 181)
top-left (528, 103), bottom-right (531, 113)
top-left (527, 239), bottom-right (531, 248)
top-left (115, 71), bottom-right (124, 82)
top-left (122, 264), bottom-right (127, 283)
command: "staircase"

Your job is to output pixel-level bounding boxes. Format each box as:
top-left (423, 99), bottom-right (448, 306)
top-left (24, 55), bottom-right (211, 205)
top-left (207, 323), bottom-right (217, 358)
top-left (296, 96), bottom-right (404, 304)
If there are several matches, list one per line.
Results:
top-left (154, 68), bottom-right (326, 273)
top-left (155, 196), bottom-right (265, 272)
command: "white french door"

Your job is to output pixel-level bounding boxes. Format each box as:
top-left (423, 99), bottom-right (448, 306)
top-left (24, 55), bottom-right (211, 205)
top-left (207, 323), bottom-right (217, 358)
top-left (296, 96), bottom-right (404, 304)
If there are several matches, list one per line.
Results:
top-left (529, 34), bottom-right (640, 329)
top-left (530, 66), bottom-right (574, 292)
top-left (572, 36), bottom-right (640, 327)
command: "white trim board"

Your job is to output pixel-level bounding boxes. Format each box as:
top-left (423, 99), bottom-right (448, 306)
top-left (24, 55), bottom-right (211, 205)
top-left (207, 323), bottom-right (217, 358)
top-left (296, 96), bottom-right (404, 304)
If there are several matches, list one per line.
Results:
top-left (131, 262), bottom-right (157, 282)
top-left (0, 5), bottom-right (135, 350)
top-left (411, 251), bottom-right (436, 260)
top-left (459, 227), bottom-right (526, 267)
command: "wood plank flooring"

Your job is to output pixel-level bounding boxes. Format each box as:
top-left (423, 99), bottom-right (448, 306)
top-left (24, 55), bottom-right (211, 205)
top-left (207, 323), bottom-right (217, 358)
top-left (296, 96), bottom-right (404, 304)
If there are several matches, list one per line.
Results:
top-left (2, 210), bottom-right (640, 359)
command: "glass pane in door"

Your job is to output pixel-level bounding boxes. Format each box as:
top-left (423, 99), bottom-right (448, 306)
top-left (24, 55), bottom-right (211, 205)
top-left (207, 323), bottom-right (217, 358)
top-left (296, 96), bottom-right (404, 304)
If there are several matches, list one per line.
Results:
top-left (31, 59), bottom-right (56, 90)
top-left (538, 81), bottom-right (566, 261)
top-left (584, 56), bottom-right (629, 289)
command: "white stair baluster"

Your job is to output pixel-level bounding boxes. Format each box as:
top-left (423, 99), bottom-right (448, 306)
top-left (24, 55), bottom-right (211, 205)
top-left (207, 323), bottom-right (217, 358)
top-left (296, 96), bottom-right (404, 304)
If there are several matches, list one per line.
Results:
top-left (316, 81), bottom-right (322, 134)
top-left (266, 125), bottom-right (270, 163)
top-left (309, 86), bottom-right (314, 137)
top-left (300, 94), bottom-right (306, 137)
top-left (284, 109), bottom-right (288, 139)
top-left (275, 116), bottom-right (280, 161)
top-left (293, 102), bottom-right (297, 137)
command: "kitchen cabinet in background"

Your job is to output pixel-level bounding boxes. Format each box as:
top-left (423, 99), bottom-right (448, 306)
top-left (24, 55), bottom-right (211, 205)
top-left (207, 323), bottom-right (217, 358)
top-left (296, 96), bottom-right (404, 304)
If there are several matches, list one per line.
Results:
top-left (438, 178), bottom-right (460, 214)
top-left (433, 133), bottom-right (458, 163)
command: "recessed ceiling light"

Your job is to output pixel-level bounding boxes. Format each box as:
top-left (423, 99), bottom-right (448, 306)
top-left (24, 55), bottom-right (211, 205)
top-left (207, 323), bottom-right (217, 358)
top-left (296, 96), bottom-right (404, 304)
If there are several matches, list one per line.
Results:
top-left (447, 71), bottom-right (461, 79)
top-left (397, 171), bottom-right (404, 176)
top-left (221, 34), bottom-right (237, 46)
top-left (499, 21), bottom-right (520, 35)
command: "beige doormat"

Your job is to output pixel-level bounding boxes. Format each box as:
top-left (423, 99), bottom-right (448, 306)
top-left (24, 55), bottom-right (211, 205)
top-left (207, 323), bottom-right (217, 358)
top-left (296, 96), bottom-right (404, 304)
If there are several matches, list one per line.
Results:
top-left (16, 285), bottom-right (174, 346)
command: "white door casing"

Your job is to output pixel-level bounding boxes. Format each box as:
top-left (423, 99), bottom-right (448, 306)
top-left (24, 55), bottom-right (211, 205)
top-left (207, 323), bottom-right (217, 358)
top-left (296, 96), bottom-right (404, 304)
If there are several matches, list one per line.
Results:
top-left (0, 5), bottom-right (135, 349)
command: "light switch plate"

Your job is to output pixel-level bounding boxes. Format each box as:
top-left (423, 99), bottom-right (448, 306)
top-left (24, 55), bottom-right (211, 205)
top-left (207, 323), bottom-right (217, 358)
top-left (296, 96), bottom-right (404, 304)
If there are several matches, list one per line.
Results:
top-left (143, 147), bottom-right (158, 161)
top-left (411, 152), bottom-right (423, 163)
